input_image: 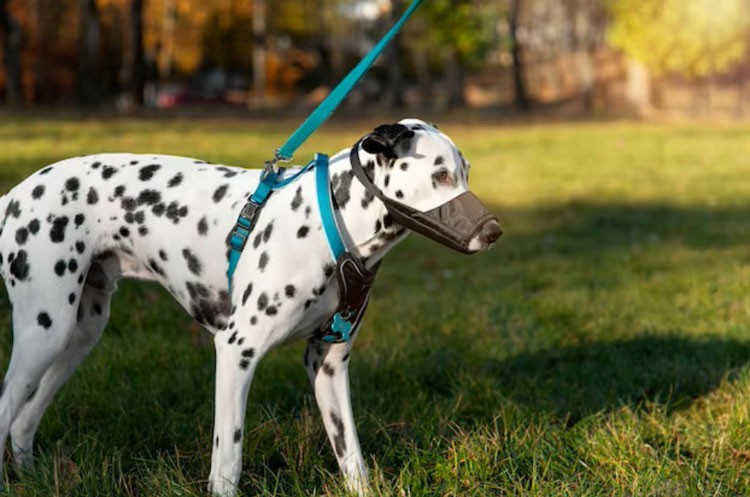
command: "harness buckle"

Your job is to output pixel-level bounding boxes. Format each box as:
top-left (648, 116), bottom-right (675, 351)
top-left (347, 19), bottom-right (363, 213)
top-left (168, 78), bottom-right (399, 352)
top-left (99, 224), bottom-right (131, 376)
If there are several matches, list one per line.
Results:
top-left (229, 200), bottom-right (263, 252)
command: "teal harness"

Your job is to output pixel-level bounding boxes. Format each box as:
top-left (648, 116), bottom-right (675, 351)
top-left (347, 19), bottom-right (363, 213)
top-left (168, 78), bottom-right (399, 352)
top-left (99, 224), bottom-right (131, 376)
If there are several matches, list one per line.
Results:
top-left (226, 0), bottom-right (424, 342)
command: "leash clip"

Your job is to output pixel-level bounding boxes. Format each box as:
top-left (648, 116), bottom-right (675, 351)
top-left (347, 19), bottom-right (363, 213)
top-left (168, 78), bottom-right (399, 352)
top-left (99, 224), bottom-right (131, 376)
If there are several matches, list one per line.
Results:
top-left (264, 149), bottom-right (292, 175)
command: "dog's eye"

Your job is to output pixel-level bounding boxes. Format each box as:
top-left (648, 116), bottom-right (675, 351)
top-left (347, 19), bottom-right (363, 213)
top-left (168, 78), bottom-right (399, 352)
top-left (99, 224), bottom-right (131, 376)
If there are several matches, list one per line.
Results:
top-left (432, 170), bottom-right (451, 185)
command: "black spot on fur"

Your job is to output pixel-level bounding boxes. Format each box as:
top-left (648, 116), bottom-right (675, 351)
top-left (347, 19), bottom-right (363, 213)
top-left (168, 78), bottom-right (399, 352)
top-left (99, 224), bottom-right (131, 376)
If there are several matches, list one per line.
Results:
top-left (74, 214), bottom-right (85, 227)
top-left (139, 164), bottom-right (160, 181)
top-left (50, 216), bottom-right (69, 243)
top-left (65, 177), bottom-right (80, 192)
top-left (361, 189), bottom-right (375, 209)
top-left (262, 222), bottom-right (273, 243)
top-left (322, 363), bottom-right (335, 376)
top-left (384, 174), bottom-right (390, 187)
top-left (54, 260), bottom-right (66, 276)
top-left (213, 184), bottom-right (229, 203)
top-left (158, 249), bottom-right (168, 261)
top-left (39, 166), bottom-right (53, 175)
top-left (374, 219), bottom-right (382, 232)
top-left (87, 187), bottom-right (99, 204)
top-left (383, 214), bottom-right (393, 228)
top-left (6, 199), bottom-right (21, 218)
top-left (258, 252), bottom-right (268, 270)
top-left (28, 219), bottom-right (40, 234)
top-left (249, 316), bottom-right (257, 325)
top-left (332, 171), bottom-right (354, 209)
top-left (239, 359), bottom-right (250, 370)
top-left (257, 293), bottom-right (268, 311)
top-left (148, 259), bottom-right (165, 277)
top-left (92, 302), bottom-right (102, 315)
top-left (284, 285), bottom-right (295, 298)
top-left (233, 429), bottom-right (242, 443)
top-left (137, 189), bottom-right (161, 206)
top-left (313, 284), bottom-right (327, 296)
top-left (395, 190), bottom-right (404, 199)
top-left (182, 248), bottom-right (202, 276)
top-left (152, 203), bottom-right (166, 216)
top-left (134, 211), bottom-right (145, 224)
top-left (121, 197), bottom-right (137, 211)
top-left (291, 187), bottom-right (303, 211)
top-left (265, 306), bottom-right (277, 316)
top-left (68, 259), bottom-right (78, 273)
top-left (167, 173), bottom-right (183, 187)
top-left (37, 312), bottom-right (53, 329)
top-left (242, 348), bottom-right (254, 358)
top-left (32, 185), bottom-right (45, 199)
top-left (342, 352), bottom-right (350, 362)
top-left (102, 166), bottom-right (118, 179)
top-left (228, 331), bottom-right (238, 344)
top-left (68, 293), bottom-right (76, 305)
top-left (15, 227), bottom-right (28, 245)
top-left (197, 217), bottom-right (209, 236)
top-left (114, 185), bottom-right (126, 197)
top-left (434, 156), bottom-right (445, 166)
top-left (91, 161), bottom-right (101, 169)
top-left (324, 264), bottom-right (334, 278)
top-left (304, 299), bottom-right (314, 309)
top-left (119, 226), bottom-right (130, 238)
top-left (9, 250), bottom-right (29, 280)
top-left (330, 411), bottom-right (346, 458)
top-left (242, 284), bottom-right (253, 305)
top-left (138, 226), bottom-right (148, 236)
top-left (252, 232), bottom-right (262, 249)
top-left (400, 161), bottom-right (409, 171)
top-left (297, 226), bottom-right (309, 238)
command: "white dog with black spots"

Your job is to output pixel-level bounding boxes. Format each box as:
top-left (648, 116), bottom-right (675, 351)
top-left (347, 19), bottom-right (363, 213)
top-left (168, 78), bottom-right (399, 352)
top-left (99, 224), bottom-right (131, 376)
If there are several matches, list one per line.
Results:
top-left (0, 119), bottom-right (500, 495)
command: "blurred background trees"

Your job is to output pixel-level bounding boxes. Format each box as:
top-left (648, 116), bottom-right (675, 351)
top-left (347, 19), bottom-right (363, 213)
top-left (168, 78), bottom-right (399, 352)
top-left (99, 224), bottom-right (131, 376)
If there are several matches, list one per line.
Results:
top-left (0, 0), bottom-right (748, 117)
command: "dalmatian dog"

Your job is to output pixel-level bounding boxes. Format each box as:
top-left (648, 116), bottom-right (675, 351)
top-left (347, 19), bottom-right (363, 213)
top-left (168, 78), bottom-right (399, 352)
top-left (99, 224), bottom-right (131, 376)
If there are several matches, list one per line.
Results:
top-left (0, 119), bottom-right (501, 495)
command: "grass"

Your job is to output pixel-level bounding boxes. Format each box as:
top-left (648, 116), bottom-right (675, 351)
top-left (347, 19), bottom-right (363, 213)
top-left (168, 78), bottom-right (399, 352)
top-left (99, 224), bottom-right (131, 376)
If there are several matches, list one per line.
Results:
top-left (1, 117), bottom-right (750, 495)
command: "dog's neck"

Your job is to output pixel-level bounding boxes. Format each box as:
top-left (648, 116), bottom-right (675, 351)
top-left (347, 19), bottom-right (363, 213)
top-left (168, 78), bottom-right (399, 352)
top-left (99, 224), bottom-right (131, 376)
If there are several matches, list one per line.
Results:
top-left (327, 147), bottom-right (408, 269)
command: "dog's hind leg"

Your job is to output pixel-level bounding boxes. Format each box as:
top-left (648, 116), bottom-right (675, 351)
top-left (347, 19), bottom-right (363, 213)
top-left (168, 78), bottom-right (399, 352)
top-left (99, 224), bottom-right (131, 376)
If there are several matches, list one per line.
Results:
top-left (304, 336), bottom-right (369, 495)
top-left (0, 290), bottom-right (79, 476)
top-left (10, 260), bottom-right (117, 469)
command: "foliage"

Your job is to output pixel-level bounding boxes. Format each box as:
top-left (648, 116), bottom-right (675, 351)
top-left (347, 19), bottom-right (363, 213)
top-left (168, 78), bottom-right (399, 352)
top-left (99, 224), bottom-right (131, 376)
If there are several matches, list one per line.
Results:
top-left (406, 0), bottom-right (499, 69)
top-left (3, 119), bottom-right (750, 494)
top-left (608, 0), bottom-right (749, 76)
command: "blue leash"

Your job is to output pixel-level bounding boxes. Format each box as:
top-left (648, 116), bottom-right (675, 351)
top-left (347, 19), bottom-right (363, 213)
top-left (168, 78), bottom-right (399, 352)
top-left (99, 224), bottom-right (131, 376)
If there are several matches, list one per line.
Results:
top-left (274, 0), bottom-right (424, 163)
top-left (227, 0), bottom-right (424, 290)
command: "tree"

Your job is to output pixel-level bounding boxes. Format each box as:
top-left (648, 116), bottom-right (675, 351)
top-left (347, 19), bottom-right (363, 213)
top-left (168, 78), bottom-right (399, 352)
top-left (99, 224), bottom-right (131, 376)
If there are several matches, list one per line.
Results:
top-left (508, 0), bottom-right (530, 110)
top-left (0, 0), bottom-right (23, 106)
top-left (129, 0), bottom-right (145, 107)
top-left (408, 0), bottom-right (495, 109)
top-left (77, 0), bottom-right (101, 106)
top-left (608, 0), bottom-right (748, 111)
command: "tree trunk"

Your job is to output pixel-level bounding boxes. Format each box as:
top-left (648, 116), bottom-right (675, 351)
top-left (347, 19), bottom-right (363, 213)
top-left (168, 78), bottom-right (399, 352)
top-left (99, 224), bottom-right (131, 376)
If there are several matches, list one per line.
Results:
top-left (129, 0), bottom-right (145, 108)
top-left (444, 49), bottom-right (465, 108)
top-left (0, 0), bottom-right (23, 106)
top-left (509, 0), bottom-right (530, 111)
top-left (251, 0), bottom-right (266, 108)
top-left (160, 0), bottom-right (176, 81)
top-left (382, 0), bottom-right (404, 108)
top-left (411, 43), bottom-right (431, 110)
top-left (624, 58), bottom-right (652, 116)
top-left (77, 0), bottom-right (101, 107)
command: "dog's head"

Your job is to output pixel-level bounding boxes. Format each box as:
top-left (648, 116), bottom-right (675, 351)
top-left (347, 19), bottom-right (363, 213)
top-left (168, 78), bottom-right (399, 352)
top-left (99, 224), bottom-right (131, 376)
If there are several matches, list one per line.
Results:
top-left (356, 119), bottom-right (501, 253)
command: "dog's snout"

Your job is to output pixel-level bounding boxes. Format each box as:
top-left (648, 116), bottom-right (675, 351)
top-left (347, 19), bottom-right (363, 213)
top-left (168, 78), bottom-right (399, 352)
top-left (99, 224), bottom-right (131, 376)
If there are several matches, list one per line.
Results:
top-left (480, 219), bottom-right (502, 245)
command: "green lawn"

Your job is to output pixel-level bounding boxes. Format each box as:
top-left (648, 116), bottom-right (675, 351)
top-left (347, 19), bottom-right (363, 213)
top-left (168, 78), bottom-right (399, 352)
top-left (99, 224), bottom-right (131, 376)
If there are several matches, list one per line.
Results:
top-left (1, 117), bottom-right (750, 496)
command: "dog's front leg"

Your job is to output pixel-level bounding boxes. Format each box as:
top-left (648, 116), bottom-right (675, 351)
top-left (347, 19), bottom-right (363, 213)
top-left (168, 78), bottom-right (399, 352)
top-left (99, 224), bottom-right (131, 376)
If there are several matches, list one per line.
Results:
top-left (304, 337), bottom-right (369, 495)
top-left (208, 330), bottom-right (265, 496)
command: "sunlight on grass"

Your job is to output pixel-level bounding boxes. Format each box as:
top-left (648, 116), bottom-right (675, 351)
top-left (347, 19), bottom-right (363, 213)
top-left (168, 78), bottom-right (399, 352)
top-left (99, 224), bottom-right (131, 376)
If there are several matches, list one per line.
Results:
top-left (1, 118), bottom-right (750, 495)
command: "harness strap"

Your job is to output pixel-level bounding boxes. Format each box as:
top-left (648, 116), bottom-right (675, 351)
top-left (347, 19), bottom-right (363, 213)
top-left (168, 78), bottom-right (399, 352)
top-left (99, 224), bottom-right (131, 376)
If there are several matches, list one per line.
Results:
top-left (315, 154), bottom-right (346, 261)
top-left (313, 153), bottom-right (378, 343)
top-left (226, 163), bottom-right (315, 289)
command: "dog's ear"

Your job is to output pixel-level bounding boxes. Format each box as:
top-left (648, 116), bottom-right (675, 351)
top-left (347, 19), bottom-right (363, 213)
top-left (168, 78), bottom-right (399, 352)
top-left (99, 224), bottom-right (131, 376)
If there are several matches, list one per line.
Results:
top-left (361, 124), bottom-right (415, 158)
